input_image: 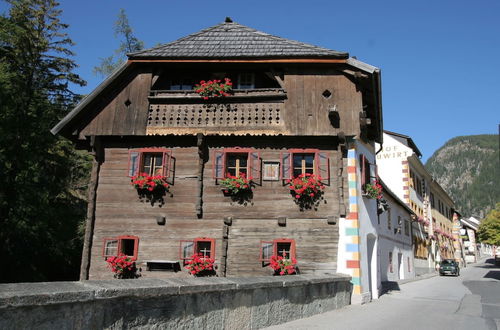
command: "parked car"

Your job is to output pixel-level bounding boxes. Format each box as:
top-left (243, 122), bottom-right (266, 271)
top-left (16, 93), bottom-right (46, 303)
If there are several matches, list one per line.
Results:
top-left (439, 259), bottom-right (460, 276)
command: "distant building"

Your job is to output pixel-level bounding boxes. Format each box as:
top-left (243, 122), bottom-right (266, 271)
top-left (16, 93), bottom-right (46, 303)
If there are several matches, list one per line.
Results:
top-left (376, 131), bottom-right (464, 273)
top-left (460, 216), bottom-right (480, 263)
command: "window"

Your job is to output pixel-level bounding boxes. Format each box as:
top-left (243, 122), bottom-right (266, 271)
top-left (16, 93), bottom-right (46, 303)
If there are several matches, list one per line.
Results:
top-left (260, 239), bottom-right (296, 262)
top-left (389, 252), bottom-right (393, 273)
top-left (404, 219), bottom-right (410, 236)
top-left (397, 216), bottom-right (402, 234)
top-left (237, 73), bottom-right (255, 89)
top-left (213, 148), bottom-right (261, 182)
top-left (179, 238), bottom-right (216, 263)
top-left (128, 148), bottom-right (174, 183)
top-left (103, 235), bottom-right (139, 260)
top-left (169, 78), bottom-right (193, 90)
top-left (387, 208), bottom-right (392, 230)
top-left (430, 193), bottom-right (435, 208)
top-left (359, 154), bottom-right (376, 193)
top-left (280, 149), bottom-right (329, 183)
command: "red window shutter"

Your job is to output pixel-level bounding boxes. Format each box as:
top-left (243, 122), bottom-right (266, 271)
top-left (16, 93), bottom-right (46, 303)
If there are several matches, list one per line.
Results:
top-left (316, 152), bottom-right (330, 185)
top-left (179, 240), bottom-right (195, 261)
top-left (359, 154), bottom-right (366, 188)
top-left (128, 150), bottom-right (141, 177)
top-left (163, 150), bottom-right (174, 184)
top-left (213, 150), bottom-right (225, 179)
top-left (248, 151), bottom-right (261, 184)
top-left (280, 151), bottom-right (292, 180)
top-left (260, 241), bottom-right (273, 262)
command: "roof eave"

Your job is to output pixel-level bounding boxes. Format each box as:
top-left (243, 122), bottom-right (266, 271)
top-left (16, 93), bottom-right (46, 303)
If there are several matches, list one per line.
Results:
top-left (51, 61), bottom-right (130, 137)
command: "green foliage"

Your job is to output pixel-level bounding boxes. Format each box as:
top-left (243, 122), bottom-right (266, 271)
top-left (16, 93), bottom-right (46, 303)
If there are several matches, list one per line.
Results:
top-left (0, 0), bottom-right (90, 282)
top-left (477, 203), bottom-right (500, 246)
top-left (93, 8), bottom-right (143, 77)
top-left (425, 135), bottom-right (500, 218)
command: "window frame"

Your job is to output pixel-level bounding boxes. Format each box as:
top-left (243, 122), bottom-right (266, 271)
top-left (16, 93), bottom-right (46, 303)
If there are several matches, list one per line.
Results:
top-left (128, 148), bottom-right (174, 184)
top-left (260, 238), bottom-right (296, 262)
top-left (237, 73), bottom-right (255, 89)
top-left (360, 154), bottom-right (376, 193)
top-left (280, 149), bottom-right (330, 185)
top-left (102, 235), bottom-right (139, 261)
top-left (212, 147), bottom-right (261, 184)
top-left (179, 237), bottom-right (216, 263)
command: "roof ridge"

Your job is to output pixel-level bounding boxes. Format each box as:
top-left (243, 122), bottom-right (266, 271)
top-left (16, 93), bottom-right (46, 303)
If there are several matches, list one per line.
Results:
top-left (129, 19), bottom-right (348, 59)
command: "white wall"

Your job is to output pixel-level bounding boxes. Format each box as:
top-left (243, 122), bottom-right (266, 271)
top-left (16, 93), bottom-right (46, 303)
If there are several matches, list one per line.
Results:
top-left (375, 134), bottom-right (413, 201)
top-left (377, 193), bottom-right (414, 282)
top-left (355, 140), bottom-right (380, 301)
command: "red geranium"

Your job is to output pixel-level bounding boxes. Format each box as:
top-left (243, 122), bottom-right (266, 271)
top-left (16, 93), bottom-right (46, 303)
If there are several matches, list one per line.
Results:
top-left (287, 173), bottom-right (324, 200)
top-left (194, 78), bottom-right (232, 99)
top-left (130, 172), bottom-right (169, 192)
top-left (106, 254), bottom-right (140, 279)
top-left (220, 172), bottom-right (252, 195)
top-left (185, 253), bottom-right (215, 276)
top-left (269, 253), bottom-right (297, 275)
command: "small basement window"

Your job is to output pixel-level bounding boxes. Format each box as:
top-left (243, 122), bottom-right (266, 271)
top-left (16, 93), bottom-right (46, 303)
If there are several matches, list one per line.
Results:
top-left (103, 235), bottom-right (139, 260)
top-left (260, 239), bottom-right (296, 262)
top-left (179, 238), bottom-right (216, 264)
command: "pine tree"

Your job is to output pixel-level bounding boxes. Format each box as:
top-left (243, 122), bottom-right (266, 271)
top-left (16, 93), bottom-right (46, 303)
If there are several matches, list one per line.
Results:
top-left (0, 0), bottom-right (90, 282)
top-left (93, 8), bottom-right (144, 77)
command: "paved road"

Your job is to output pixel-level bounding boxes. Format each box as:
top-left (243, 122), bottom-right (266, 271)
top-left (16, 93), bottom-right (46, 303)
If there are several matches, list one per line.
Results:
top-left (265, 258), bottom-right (500, 330)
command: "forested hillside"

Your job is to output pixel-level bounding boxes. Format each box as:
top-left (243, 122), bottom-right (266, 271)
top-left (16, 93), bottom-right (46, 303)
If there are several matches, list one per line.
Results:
top-left (425, 134), bottom-right (499, 218)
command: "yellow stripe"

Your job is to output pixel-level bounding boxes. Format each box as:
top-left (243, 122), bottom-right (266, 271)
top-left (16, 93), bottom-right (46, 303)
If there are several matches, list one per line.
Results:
top-left (352, 269), bottom-right (361, 277)
top-left (353, 285), bottom-right (361, 294)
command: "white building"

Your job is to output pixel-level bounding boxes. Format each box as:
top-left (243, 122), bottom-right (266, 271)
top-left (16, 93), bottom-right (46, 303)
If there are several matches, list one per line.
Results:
top-left (377, 181), bottom-right (415, 282)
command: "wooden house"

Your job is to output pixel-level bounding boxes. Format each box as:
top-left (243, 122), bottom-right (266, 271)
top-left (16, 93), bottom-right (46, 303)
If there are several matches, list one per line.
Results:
top-left (52, 18), bottom-right (382, 280)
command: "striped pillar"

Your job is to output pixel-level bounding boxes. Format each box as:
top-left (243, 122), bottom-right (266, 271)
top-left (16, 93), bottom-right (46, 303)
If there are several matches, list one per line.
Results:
top-left (346, 149), bottom-right (361, 295)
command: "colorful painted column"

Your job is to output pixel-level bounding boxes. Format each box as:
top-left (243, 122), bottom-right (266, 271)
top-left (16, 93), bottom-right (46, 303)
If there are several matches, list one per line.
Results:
top-left (346, 149), bottom-right (361, 295)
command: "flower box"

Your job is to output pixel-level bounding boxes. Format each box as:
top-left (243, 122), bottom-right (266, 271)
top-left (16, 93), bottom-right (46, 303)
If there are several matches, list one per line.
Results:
top-left (194, 78), bottom-right (233, 100)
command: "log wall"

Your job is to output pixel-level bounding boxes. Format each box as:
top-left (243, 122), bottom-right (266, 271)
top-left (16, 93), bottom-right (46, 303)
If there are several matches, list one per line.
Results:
top-left (88, 136), bottom-right (344, 279)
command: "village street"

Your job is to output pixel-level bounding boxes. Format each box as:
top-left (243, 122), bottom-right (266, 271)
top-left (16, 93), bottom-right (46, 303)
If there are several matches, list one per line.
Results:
top-left (266, 258), bottom-right (500, 330)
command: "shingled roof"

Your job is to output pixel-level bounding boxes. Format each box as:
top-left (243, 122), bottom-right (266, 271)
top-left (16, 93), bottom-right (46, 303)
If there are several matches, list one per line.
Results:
top-left (128, 18), bottom-right (348, 60)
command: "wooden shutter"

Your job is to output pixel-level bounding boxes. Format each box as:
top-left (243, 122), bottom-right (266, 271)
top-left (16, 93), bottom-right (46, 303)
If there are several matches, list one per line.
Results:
top-left (317, 152), bottom-right (330, 185)
top-left (213, 150), bottom-right (225, 179)
top-left (163, 150), bottom-right (175, 184)
top-left (260, 241), bottom-right (273, 262)
top-left (128, 150), bottom-right (141, 177)
top-left (280, 151), bottom-right (292, 180)
top-left (179, 240), bottom-right (195, 261)
top-left (248, 151), bottom-right (261, 184)
top-left (103, 238), bottom-right (119, 258)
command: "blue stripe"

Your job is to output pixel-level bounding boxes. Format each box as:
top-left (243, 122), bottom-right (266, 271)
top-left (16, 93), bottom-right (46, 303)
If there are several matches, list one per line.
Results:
top-left (349, 196), bottom-right (357, 204)
top-left (346, 244), bottom-right (359, 252)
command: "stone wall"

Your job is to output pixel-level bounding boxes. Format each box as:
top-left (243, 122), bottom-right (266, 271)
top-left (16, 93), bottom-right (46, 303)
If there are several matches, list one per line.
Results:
top-left (0, 275), bottom-right (351, 330)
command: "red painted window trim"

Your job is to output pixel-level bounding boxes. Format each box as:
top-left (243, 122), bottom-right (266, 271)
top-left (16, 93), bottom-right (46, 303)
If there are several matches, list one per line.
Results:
top-left (280, 149), bottom-right (330, 183)
top-left (212, 147), bottom-right (261, 182)
top-left (260, 238), bottom-right (296, 262)
top-left (127, 148), bottom-right (172, 179)
top-left (179, 237), bottom-right (216, 260)
top-left (102, 235), bottom-right (139, 261)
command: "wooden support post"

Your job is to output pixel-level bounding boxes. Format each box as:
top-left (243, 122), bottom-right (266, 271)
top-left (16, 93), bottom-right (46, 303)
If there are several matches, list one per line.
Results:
top-left (338, 133), bottom-right (347, 218)
top-left (196, 133), bottom-right (205, 218)
top-left (79, 136), bottom-right (102, 281)
top-left (221, 224), bottom-right (230, 276)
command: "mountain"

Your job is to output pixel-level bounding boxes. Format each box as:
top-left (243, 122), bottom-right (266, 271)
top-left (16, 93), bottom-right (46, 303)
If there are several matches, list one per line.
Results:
top-left (425, 134), bottom-right (499, 219)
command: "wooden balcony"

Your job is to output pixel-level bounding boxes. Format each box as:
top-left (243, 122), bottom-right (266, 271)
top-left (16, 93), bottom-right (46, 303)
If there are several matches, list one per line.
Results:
top-left (148, 88), bottom-right (287, 103)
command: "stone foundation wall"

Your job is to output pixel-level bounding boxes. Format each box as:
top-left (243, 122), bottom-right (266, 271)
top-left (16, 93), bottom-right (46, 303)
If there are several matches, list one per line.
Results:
top-left (0, 275), bottom-right (351, 330)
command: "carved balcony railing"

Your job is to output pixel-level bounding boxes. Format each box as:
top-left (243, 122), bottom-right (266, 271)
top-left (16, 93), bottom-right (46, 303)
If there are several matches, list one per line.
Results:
top-left (147, 88), bottom-right (286, 131)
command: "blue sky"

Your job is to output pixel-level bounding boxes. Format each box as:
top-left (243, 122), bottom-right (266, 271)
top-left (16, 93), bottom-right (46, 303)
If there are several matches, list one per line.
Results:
top-left (2, 0), bottom-right (499, 161)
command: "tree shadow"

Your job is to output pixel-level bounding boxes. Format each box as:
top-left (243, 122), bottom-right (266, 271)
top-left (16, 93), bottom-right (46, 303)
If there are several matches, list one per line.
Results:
top-left (483, 271), bottom-right (500, 280)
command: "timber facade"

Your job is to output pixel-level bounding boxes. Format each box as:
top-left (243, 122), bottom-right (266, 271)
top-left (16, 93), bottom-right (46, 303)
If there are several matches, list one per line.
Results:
top-left (52, 18), bottom-right (382, 280)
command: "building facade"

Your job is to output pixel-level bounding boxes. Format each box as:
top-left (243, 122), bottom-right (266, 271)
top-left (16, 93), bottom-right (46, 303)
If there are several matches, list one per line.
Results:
top-left (52, 18), bottom-right (383, 304)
